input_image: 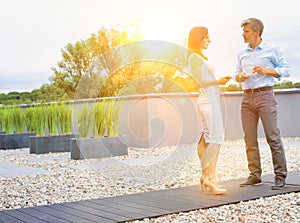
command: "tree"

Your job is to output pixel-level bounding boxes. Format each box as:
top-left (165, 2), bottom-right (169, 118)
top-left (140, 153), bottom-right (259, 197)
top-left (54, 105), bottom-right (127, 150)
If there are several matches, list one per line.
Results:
top-left (274, 80), bottom-right (294, 89)
top-left (49, 26), bottom-right (130, 100)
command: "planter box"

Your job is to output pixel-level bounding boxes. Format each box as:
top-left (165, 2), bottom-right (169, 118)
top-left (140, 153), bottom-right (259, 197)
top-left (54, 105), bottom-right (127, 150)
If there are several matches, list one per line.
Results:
top-left (0, 132), bottom-right (36, 150)
top-left (70, 135), bottom-right (128, 160)
top-left (29, 134), bottom-right (77, 154)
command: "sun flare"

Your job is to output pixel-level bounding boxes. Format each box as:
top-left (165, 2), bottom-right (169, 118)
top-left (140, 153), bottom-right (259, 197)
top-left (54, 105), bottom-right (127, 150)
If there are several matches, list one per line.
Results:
top-left (138, 16), bottom-right (184, 42)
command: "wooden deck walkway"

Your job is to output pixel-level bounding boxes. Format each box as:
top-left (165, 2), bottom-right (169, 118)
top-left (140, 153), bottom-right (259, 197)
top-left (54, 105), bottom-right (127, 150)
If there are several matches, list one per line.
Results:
top-left (1, 171), bottom-right (300, 223)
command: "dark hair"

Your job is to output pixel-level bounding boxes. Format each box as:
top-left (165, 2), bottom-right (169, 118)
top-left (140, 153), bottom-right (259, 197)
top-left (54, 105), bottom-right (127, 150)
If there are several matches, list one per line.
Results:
top-left (188, 26), bottom-right (208, 60)
top-left (241, 18), bottom-right (264, 37)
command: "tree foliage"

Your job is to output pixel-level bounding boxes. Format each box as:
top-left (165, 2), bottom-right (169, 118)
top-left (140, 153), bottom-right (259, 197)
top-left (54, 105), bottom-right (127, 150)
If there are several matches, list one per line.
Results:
top-left (1, 23), bottom-right (300, 106)
top-left (48, 26), bottom-right (130, 100)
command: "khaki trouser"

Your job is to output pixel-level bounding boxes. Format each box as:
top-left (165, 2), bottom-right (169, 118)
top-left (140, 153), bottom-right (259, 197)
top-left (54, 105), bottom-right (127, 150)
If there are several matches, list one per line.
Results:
top-left (241, 89), bottom-right (287, 180)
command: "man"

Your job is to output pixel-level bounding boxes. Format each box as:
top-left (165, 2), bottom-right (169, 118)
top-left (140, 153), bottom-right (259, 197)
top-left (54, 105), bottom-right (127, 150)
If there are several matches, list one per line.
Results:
top-left (233, 18), bottom-right (292, 190)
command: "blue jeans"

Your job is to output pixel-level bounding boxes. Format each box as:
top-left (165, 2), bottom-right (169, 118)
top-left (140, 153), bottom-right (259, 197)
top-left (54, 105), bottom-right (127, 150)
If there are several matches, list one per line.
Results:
top-left (241, 89), bottom-right (287, 180)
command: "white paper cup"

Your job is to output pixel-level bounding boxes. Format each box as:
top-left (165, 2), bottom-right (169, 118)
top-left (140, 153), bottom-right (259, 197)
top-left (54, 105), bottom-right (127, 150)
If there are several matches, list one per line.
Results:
top-left (243, 66), bottom-right (255, 77)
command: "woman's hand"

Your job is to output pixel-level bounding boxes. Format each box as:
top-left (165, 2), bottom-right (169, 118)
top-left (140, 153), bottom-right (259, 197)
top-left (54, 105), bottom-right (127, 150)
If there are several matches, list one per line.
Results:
top-left (217, 76), bottom-right (232, 85)
top-left (235, 72), bottom-right (250, 82)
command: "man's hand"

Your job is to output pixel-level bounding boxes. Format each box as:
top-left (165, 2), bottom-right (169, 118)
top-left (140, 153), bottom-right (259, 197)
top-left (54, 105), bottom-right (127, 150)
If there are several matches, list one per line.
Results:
top-left (217, 76), bottom-right (232, 85)
top-left (253, 66), bottom-right (280, 78)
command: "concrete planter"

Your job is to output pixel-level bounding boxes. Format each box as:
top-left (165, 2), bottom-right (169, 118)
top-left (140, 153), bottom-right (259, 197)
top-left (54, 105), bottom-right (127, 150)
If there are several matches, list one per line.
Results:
top-left (29, 134), bottom-right (77, 154)
top-left (70, 135), bottom-right (128, 160)
top-left (0, 132), bottom-right (36, 150)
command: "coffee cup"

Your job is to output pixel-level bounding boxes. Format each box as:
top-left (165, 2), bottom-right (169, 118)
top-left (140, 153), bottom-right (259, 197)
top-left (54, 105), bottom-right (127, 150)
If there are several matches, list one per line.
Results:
top-left (243, 66), bottom-right (255, 77)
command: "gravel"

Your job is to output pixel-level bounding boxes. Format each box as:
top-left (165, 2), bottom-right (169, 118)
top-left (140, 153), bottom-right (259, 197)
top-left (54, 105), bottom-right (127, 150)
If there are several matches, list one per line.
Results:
top-left (1, 137), bottom-right (300, 222)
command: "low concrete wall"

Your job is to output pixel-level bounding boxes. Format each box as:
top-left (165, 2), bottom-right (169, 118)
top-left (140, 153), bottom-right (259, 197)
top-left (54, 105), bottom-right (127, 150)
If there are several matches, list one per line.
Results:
top-left (118, 89), bottom-right (300, 148)
top-left (118, 93), bottom-right (200, 148)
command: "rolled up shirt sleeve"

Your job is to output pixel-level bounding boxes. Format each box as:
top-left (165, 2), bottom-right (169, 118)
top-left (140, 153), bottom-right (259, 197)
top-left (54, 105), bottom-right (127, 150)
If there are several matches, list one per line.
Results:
top-left (273, 46), bottom-right (292, 78)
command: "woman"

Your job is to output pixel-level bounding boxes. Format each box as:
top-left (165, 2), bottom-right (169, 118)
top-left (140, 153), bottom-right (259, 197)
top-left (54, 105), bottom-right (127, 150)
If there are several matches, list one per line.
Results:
top-left (186, 26), bottom-right (231, 195)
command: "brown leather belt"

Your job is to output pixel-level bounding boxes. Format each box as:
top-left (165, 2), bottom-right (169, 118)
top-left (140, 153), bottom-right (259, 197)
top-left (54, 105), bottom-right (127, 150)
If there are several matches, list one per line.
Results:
top-left (244, 86), bottom-right (273, 94)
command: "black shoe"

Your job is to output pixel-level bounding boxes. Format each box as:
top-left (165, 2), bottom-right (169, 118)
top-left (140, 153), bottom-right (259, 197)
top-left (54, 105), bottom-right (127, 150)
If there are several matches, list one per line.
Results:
top-left (240, 176), bottom-right (262, 187)
top-left (271, 178), bottom-right (286, 190)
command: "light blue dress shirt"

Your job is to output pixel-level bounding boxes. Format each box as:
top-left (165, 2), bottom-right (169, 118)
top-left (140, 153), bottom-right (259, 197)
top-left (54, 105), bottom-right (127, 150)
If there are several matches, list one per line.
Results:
top-left (234, 40), bottom-right (292, 90)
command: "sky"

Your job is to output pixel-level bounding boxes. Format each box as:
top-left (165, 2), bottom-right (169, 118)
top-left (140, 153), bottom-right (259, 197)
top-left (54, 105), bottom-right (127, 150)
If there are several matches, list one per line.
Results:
top-left (1, 0), bottom-right (300, 93)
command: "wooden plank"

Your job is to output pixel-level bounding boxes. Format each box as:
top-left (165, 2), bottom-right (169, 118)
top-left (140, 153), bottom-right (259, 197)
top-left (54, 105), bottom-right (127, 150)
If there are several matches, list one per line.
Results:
top-left (79, 200), bottom-right (146, 219)
top-left (17, 208), bottom-right (70, 223)
top-left (94, 197), bottom-right (168, 214)
top-left (101, 193), bottom-right (174, 211)
top-left (104, 192), bottom-right (196, 212)
top-left (137, 191), bottom-right (207, 207)
top-left (77, 200), bottom-right (134, 217)
top-left (51, 204), bottom-right (115, 223)
top-left (95, 194), bottom-right (198, 214)
top-left (48, 204), bottom-right (115, 223)
top-left (100, 196), bottom-right (171, 215)
top-left (213, 182), bottom-right (300, 204)
top-left (1, 210), bottom-right (46, 223)
top-left (145, 185), bottom-right (230, 204)
top-left (0, 212), bottom-right (25, 223)
top-left (61, 202), bottom-right (130, 222)
top-left (89, 198), bottom-right (164, 216)
top-left (32, 206), bottom-right (94, 223)
top-left (149, 184), bottom-right (226, 199)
